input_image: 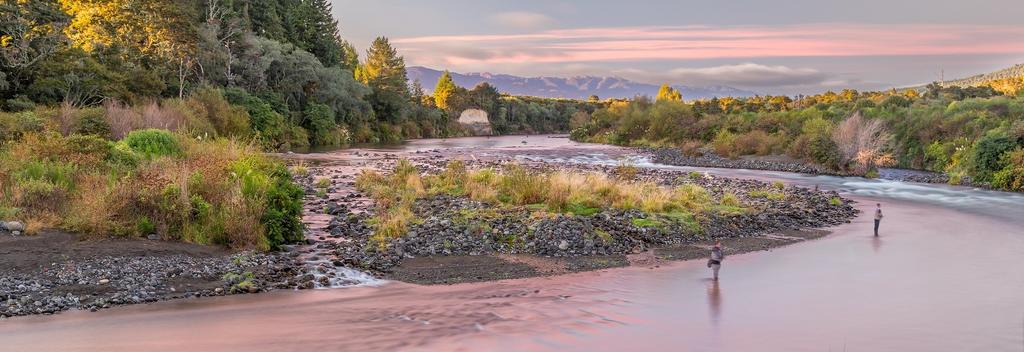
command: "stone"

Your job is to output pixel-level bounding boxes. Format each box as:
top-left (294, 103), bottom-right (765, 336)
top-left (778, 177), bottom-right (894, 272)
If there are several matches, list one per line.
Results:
top-left (11, 231), bottom-right (21, 236)
top-left (147, 234), bottom-right (160, 240)
top-left (98, 279), bottom-right (110, 285)
top-left (2, 221), bottom-right (25, 232)
top-left (557, 240), bottom-right (569, 250)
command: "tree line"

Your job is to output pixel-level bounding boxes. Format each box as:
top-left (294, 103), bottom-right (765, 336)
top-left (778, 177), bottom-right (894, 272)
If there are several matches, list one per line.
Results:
top-left (0, 0), bottom-right (594, 149)
top-left (571, 84), bottom-right (1024, 191)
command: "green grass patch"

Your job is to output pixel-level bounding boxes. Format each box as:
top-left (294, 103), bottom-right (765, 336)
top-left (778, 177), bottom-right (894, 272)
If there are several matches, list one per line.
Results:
top-left (631, 217), bottom-right (662, 228)
top-left (829, 196), bottom-right (843, 206)
top-left (564, 202), bottom-right (600, 216)
top-left (749, 189), bottom-right (786, 200)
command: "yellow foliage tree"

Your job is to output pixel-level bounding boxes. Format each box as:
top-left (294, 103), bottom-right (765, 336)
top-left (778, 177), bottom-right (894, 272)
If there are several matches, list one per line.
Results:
top-left (656, 84), bottom-right (682, 102)
top-left (59, 0), bottom-right (195, 59)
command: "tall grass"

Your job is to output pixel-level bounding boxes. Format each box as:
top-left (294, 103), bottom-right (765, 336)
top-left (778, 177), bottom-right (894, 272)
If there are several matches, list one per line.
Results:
top-left (0, 130), bottom-right (303, 250)
top-left (357, 160), bottom-right (746, 242)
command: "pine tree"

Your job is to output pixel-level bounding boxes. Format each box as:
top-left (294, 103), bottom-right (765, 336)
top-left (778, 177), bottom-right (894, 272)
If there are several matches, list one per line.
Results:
top-left (340, 40), bottom-right (359, 72)
top-left (433, 70), bottom-right (457, 110)
top-left (362, 37), bottom-right (409, 122)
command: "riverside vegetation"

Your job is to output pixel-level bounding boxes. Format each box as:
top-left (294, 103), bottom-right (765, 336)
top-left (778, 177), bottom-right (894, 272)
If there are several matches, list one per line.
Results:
top-left (570, 84), bottom-right (1024, 191)
top-left (315, 158), bottom-right (856, 277)
top-left (2, 0), bottom-right (600, 148)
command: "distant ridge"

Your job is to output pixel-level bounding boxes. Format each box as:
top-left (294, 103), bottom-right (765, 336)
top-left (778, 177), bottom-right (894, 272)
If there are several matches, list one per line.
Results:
top-left (942, 63), bottom-right (1024, 87)
top-left (407, 66), bottom-right (757, 100)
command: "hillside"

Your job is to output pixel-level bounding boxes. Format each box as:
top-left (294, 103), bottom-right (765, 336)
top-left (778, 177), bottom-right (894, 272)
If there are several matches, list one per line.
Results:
top-left (407, 67), bottom-right (756, 100)
top-left (943, 63), bottom-right (1024, 87)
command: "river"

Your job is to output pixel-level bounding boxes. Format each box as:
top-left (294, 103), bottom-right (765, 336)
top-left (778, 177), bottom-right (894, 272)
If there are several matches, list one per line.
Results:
top-left (2, 135), bottom-right (1022, 351)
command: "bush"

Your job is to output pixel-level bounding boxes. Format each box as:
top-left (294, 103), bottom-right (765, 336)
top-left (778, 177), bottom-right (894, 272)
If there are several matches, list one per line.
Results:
top-left (224, 88), bottom-right (287, 147)
top-left (74, 108), bottom-right (111, 137)
top-left (970, 134), bottom-right (1017, 183)
top-left (4, 96), bottom-right (36, 112)
top-left (188, 87), bottom-right (250, 138)
top-left (992, 148), bottom-right (1024, 191)
top-left (123, 129), bottom-right (182, 158)
top-left (0, 111), bottom-right (45, 143)
top-left (711, 130), bottom-right (738, 158)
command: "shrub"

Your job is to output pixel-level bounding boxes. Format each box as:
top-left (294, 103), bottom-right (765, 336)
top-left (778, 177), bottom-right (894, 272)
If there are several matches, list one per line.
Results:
top-left (970, 134), bottom-right (1016, 183)
top-left (992, 148), bottom-right (1024, 191)
top-left (0, 111), bottom-right (45, 143)
top-left (679, 140), bottom-right (705, 156)
top-left (711, 129), bottom-right (738, 158)
top-left (123, 129), bottom-right (182, 158)
top-left (104, 100), bottom-right (142, 139)
top-left (74, 108), bottom-right (111, 137)
top-left (140, 101), bottom-right (188, 132)
top-left (187, 87), bottom-right (250, 138)
top-left (224, 88), bottom-right (287, 147)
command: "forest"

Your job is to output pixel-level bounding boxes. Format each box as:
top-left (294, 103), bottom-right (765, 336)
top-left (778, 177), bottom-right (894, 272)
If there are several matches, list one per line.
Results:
top-left (1, 0), bottom-right (593, 148)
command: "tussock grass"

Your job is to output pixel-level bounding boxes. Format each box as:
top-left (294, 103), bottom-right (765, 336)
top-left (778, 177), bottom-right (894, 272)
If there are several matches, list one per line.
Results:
top-left (0, 131), bottom-right (303, 250)
top-left (356, 159), bottom-right (749, 242)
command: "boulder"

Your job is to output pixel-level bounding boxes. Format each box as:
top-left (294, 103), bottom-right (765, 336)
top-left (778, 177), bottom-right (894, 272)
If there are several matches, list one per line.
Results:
top-left (2, 221), bottom-right (25, 232)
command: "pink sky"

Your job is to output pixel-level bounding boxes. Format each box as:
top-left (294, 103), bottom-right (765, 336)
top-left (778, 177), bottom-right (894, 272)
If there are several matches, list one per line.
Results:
top-left (393, 23), bottom-right (1024, 66)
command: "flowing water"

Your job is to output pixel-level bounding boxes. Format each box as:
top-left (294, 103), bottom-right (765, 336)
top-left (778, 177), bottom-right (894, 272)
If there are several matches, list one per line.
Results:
top-left (2, 135), bottom-right (1023, 351)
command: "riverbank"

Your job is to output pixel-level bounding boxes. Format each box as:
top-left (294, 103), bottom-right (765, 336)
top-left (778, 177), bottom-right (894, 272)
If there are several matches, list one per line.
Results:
top-left (0, 231), bottom-right (308, 318)
top-left (1, 138), bottom-right (858, 318)
top-left (643, 147), bottom-right (980, 186)
top-left (296, 150), bottom-right (858, 285)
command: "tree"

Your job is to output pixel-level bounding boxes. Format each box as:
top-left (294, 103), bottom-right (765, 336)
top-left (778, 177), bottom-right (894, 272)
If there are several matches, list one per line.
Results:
top-left (339, 39), bottom-right (359, 72)
top-left (282, 0), bottom-right (343, 67)
top-left (469, 82), bottom-right (500, 117)
top-left (0, 0), bottom-right (70, 99)
top-left (832, 112), bottom-right (893, 173)
top-left (433, 70), bottom-right (457, 110)
top-left (60, 0), bottom-right (198, 60)
top-left (656, 84), bottom-right (682, 102)
top-left (360, 37), bottom-right (409, 122)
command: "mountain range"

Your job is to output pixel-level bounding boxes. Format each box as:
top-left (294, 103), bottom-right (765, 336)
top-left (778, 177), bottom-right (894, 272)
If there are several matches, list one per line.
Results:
top-left (407, 66), bottom-right (757, 100)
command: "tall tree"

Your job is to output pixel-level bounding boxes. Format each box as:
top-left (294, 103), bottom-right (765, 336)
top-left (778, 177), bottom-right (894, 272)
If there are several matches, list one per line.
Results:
top-left (656, 84), bottom-right (682, 102)
top-left (283, 0), bottom-right (343, 67)
top-left (0, 0), bottom-right (70, 98)
top-left (60, 0), bottom-right (197, 60)
top-left (433, 70), bottom-right (457, 110)
top-left (360, 37), bottom-right (409, 122)
top-left (339, 39), bottom-right (359, 72)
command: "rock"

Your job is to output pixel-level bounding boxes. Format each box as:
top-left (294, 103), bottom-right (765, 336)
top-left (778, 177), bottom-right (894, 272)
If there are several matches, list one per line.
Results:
top-left (214, 287), bottom-right (224, 293)
top-left (147, 234), bottom-right (160, 240)
top-left (98, 279), bottom-right (110, 285)
top-left (557, 240), bottom-right (569, 250)
top-left (11, 231), bottom-right (21, 236)
top-left (2, 221), bottom-right (25, 232)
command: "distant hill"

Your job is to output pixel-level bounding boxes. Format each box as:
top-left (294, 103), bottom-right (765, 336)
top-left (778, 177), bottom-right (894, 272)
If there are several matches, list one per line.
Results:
top-left (407, 66), bottom-right (757, 100)
top-left (943, 63), bottom-right (1024, 88)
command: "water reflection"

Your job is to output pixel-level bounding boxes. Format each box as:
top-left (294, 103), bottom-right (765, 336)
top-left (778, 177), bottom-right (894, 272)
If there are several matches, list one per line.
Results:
top-left (872, 236), bottom-right (883, 253)
top-left (706, 280), bottom-right (722, 324)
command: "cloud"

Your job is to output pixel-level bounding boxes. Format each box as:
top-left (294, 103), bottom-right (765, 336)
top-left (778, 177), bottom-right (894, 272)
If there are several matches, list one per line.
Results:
top-left (393, 23), bottom-right (1024, 65)
top-left (491, 11), bottom-right (555, 30)
top-left (668, 63), bottom-right (828, 87)
top-left (392, 23), bottom-right (1024, 91)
